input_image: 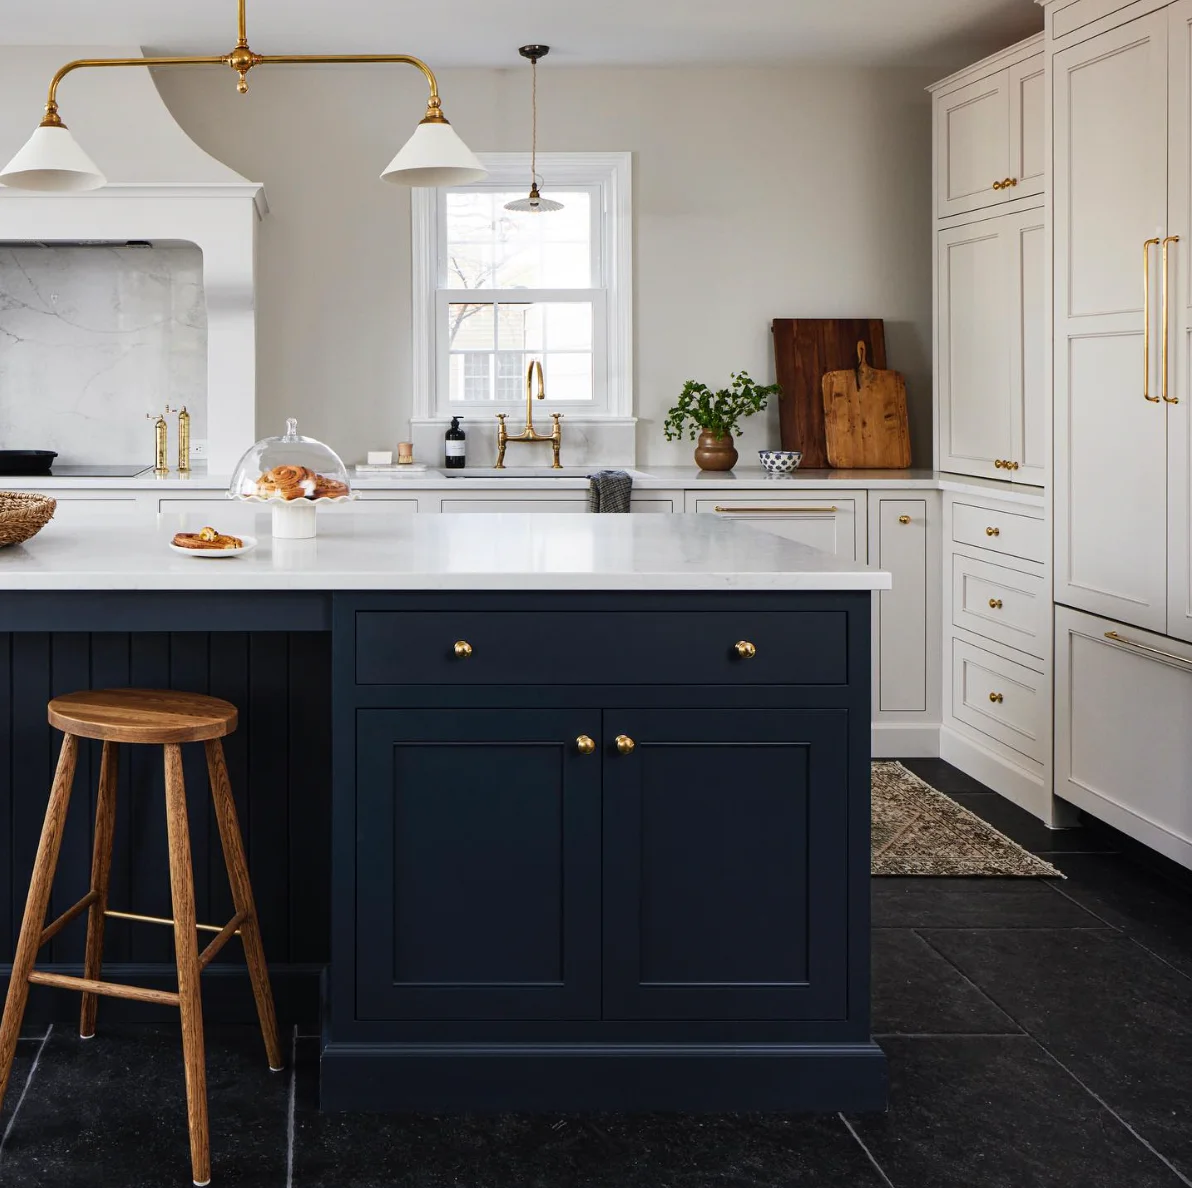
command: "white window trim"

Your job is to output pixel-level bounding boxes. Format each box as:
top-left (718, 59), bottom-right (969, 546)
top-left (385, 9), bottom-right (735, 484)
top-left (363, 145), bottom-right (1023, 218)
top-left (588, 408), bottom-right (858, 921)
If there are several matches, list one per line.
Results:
top-left (411, 151), bottom-right (633, 425)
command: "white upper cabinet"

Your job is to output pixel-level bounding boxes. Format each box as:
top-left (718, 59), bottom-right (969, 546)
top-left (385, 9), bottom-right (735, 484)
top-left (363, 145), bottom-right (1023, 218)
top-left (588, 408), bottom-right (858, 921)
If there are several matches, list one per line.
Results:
top-left (1053, 10), bottom-right (1170, 632)
top-left (937, 207), bottom-right (1046, 483)
top-left (1009, 56), bottom-right (1047, 203)
top-left (935, 50), bottom-right (1044, 220)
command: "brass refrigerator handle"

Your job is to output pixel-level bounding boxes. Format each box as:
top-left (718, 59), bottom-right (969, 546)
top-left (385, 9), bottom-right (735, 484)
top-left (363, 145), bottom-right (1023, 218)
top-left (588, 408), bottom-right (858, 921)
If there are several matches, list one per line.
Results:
top-left (1165, 235), bottom-right (1181, 404)
top-left (1145, 237), bottom-right (1162, 402)
top-left (1104, 631), bottom-right (1192, 670)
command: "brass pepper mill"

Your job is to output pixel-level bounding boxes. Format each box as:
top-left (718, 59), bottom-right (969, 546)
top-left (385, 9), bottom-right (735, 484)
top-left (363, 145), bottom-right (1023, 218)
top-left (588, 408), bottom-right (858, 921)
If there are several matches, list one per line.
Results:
top-left (147, 410), bottom-right (169, 477)
top-left (177, 405), bottom-right (191, 474)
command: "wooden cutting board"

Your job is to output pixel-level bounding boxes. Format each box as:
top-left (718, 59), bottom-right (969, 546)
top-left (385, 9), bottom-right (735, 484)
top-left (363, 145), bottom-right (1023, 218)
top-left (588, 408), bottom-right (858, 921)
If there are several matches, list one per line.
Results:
top-left (771, 318), bottom-right (886, 468)
top-left (821, 342), bottom-right (911, 469)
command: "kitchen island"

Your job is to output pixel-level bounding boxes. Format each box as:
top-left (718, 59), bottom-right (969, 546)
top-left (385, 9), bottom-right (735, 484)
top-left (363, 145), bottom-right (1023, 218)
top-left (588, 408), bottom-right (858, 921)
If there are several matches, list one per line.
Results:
top-left (0, 513), bottom-right (889, 1113)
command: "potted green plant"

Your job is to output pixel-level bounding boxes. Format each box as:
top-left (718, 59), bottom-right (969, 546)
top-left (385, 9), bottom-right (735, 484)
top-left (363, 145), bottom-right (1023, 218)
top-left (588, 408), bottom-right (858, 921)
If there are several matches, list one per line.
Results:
top-left (663, 371), bottom-right (782, 471)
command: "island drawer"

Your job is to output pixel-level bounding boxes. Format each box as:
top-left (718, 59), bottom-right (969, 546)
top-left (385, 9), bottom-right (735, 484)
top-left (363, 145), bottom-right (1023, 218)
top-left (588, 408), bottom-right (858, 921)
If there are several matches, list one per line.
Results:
top-left (354, 610), bottom-right (850, 686)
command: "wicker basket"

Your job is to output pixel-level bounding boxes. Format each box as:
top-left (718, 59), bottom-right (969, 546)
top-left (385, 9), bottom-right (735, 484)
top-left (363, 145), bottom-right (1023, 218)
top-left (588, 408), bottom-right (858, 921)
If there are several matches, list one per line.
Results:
top-left (0, 492), bottom-right (57, 547)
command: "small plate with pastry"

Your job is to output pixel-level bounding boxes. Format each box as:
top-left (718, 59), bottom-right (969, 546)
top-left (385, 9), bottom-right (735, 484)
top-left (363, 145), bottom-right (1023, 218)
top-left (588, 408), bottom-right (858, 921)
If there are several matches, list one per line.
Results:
top-left (169, 527), bottom-right (258, 558)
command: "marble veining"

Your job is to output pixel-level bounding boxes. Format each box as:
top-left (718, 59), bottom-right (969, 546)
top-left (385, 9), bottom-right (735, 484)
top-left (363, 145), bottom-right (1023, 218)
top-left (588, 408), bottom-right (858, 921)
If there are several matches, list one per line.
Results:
top-left (0, 245), bottom-right (206, 464)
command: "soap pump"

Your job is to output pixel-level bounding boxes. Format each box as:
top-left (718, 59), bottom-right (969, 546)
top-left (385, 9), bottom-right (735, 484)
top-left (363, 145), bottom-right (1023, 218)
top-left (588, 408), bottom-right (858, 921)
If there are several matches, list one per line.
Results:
top-left (445, 416), bottom-right (466, 469)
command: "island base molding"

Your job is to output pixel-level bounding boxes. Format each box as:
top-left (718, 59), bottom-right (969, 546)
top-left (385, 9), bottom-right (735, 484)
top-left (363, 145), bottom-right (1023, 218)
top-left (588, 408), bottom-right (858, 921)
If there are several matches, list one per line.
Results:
top-left (319, 1041), bottom-right (888, 1113)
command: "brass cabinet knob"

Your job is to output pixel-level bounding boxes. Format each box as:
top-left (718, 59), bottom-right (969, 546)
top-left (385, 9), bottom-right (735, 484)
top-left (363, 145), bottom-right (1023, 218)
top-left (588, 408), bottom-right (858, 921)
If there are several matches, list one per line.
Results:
top-left (576, 735), bottom-right (596, 755)
top-left (453, 640), bottom-right (473, 659)
top-left (986, 526), bottom-right (1001, 537)
top-left (989, 598), bottom-right (1004, 610)
top-left (734, 640), bottom-right (757, 659)
top-left (994, 459), bottom-right (1004, 468)
top-left (1009, 461), bottom-right (1020, 471)
top-left (615, 735), bottom-right (636, 755)
top-left (993, 180), bottom-right (1004, 191)
top-left (1005, 177), bottom-right (1018, 187)
top-left (899, 515), bottom-right (912, 525)
top-left (989, 692), bottom-right (1004, 704)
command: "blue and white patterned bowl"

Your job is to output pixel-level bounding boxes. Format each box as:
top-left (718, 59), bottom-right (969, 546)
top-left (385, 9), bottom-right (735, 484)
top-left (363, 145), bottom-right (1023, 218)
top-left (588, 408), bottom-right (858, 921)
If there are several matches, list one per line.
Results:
top-left (758, 450), bottom-right (803, 475)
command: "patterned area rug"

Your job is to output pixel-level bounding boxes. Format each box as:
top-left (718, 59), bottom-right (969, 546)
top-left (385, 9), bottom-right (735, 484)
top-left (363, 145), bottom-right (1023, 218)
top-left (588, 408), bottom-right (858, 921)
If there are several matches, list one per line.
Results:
top-left (872, 761), bottom-right (1062, 877)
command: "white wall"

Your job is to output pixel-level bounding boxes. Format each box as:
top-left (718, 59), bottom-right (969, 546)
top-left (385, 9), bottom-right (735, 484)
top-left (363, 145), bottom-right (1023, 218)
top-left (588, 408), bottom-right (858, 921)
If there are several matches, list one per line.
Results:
top-left (151, 62), bottom-right (935, 467)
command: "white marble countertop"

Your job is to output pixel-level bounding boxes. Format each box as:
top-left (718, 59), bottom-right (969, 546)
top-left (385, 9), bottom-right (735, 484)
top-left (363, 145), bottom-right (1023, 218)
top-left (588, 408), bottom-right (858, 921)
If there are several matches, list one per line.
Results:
top-left (0, 464), bottom-right (1046, 506)
top-left (0, 513), bottom-right (892, 592)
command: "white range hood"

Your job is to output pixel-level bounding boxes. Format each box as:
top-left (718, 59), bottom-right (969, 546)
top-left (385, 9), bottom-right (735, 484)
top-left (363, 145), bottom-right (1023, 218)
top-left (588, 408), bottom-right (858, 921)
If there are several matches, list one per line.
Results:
top-left (0, 46), bottom-right (265, 473)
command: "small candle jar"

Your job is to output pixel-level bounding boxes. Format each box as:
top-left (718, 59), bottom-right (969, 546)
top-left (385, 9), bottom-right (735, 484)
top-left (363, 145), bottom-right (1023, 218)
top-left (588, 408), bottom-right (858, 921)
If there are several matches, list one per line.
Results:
top-left (397, 441), bottom-right (415, 465)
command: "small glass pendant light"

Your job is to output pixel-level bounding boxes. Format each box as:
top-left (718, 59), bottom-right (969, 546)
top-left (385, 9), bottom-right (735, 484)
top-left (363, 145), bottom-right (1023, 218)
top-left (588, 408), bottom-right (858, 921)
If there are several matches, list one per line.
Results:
top-left (505, 45), bottom-right (563, 213)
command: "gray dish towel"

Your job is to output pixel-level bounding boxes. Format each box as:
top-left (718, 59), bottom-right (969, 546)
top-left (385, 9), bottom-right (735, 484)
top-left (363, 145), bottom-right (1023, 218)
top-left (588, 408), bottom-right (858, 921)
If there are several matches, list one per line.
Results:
top-left (588, 469), bottom-right (633, 513)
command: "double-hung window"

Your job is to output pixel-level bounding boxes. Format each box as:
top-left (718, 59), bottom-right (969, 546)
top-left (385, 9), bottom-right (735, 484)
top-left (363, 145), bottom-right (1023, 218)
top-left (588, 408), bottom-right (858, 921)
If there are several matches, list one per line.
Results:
top-left (412, 152), bottom-right (632, 425)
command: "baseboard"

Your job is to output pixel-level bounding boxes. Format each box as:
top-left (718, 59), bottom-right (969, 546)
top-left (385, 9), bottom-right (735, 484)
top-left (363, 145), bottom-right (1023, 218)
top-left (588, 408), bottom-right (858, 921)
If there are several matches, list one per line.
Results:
top-left (319, 1040), bottom-right (888, 1113)
top-left (0, 962), bottom-right (323, 1027)
top-left (872, 722), bottom-right (941, 758)
top-left (939, 726), bottom-right (1059, 823)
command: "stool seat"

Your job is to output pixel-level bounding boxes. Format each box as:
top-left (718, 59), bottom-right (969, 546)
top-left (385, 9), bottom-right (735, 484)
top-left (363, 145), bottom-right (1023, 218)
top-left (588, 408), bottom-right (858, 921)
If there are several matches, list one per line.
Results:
top-left (47, 689), bottom-right (237, 744)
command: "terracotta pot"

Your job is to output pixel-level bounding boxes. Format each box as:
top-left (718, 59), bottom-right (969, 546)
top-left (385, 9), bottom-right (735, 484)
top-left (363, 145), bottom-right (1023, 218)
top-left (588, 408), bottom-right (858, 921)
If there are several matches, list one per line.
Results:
top-left (693, 430), bottom-right (738, 472)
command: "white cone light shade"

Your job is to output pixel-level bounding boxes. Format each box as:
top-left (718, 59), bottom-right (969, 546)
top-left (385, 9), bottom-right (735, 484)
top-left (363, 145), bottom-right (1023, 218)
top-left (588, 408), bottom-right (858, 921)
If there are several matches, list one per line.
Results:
top-left (0, 124), bottom-right (106, 191)
top-left (381, 119), bottom-right (486, 187)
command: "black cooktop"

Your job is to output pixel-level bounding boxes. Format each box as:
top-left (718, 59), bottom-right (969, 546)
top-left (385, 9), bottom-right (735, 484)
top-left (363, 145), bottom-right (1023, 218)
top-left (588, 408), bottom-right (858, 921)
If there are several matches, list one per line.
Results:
top-left (51, 464), bottom-right (154, 478)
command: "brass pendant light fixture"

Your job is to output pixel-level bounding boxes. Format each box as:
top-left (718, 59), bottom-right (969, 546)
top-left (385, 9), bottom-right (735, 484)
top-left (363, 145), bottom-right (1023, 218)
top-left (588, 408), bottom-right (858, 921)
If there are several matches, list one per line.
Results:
top-left (0, 0), bottom-right (486, 192)
top-left (504, 45), bottom-right (563, 214)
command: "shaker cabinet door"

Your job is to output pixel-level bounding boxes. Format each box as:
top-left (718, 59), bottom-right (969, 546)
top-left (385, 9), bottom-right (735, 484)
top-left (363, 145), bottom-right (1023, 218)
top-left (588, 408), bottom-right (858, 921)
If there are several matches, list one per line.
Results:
top-left (1053, 12), bottom-right (1170, 631)
top-left (936, 71), bottom-right (1012, 219)
top-left (601, 708), bottom-right (850, 1021)
top-left (355, 708), bottom-right (602, 1020)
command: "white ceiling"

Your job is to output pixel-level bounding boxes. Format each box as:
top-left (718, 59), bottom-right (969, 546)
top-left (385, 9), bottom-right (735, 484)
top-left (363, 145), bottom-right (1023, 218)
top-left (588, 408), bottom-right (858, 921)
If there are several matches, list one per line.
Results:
top-left (0, 0), bottom-right (1042, 70)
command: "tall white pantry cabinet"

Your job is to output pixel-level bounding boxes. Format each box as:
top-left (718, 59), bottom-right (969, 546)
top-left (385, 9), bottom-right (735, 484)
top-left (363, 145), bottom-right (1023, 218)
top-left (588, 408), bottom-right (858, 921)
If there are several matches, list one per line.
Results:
top-left (931, 35), bottom-right (1056, 824)
top-left (933, 1), bottom-right (1192, 865)
top-left (1046, 0), bottom-right (1192, 867)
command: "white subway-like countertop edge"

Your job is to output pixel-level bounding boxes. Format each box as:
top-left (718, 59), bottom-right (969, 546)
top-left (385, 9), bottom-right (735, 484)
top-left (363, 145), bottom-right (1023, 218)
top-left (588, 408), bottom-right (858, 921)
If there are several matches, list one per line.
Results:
top-left (0, 513), bottom-right (892, 592)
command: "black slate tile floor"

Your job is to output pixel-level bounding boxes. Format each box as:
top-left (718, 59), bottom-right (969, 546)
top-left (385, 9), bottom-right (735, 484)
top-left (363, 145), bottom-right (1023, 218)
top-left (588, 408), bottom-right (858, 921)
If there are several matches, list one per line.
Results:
top-left (1, 761), bottom-right (1191, 1188)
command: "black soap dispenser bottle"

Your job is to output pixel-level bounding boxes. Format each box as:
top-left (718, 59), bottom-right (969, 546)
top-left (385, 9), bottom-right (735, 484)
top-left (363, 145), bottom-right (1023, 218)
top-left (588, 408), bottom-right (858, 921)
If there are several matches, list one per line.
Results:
top-left (444, 416), bottom-right (466, 470)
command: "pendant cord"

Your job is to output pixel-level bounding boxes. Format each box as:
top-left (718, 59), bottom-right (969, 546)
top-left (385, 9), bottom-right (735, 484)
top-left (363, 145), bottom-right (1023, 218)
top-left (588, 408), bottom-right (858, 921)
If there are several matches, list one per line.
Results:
top-left (530, 57), bottom-right (538, 185)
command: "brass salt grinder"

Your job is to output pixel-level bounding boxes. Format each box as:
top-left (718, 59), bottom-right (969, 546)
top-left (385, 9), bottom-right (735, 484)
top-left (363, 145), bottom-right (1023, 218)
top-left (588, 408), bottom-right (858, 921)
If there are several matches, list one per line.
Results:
top-left (146, 410), bottom-right (169, 477)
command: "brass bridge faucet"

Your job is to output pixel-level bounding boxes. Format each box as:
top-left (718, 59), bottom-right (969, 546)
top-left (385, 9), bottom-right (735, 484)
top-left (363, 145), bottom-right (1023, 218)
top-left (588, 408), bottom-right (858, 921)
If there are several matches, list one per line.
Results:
top-left (495, 360), bottom-right (562, 468)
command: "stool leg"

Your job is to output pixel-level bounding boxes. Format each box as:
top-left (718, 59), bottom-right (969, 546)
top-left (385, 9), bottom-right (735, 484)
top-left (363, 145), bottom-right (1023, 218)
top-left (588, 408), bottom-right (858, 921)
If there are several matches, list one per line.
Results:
top-left (0, 733), bottom-right (79, 1111)
top-left (164, 743), bottom-right (210, 1188)
top-left (205, 739), bottom-right (283, 1072)
top-left (80, 740), bottom-right (119, 1039)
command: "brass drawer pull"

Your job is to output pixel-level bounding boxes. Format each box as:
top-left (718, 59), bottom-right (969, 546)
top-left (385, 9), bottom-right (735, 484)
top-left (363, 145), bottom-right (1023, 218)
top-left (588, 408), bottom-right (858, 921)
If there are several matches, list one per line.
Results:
top-left (713, 506), bottom-right (838, 514)
top-left (899, 515), bottom-right (912, 525)
top-left (734, 641), bottom-right (757, 659)
top-left (989, 692), bottom-right (1004, 704)
top-left (1104, 631), bottom-right (1192, 670)
top-left (988, 598), bottom-right (1003, 610)
top-left (986, 527), bottom-right (1001, 537)
top-left (453, 640), bottom-right (473, 659)
top-left (575, 735), bottom-right (596, 756)
top-left (615, 735), bottom-right (636, 755)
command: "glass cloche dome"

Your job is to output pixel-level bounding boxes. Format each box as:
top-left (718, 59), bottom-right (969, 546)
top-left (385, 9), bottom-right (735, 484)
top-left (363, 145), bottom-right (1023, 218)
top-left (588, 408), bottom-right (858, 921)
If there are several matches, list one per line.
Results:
top-left (228, 418), bottom-right (352, 503)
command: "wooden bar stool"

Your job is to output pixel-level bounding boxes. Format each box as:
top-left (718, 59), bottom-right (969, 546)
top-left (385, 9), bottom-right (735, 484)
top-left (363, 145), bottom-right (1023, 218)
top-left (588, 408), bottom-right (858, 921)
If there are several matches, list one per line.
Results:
top-left (0, 689), bottom-right (283, 1187)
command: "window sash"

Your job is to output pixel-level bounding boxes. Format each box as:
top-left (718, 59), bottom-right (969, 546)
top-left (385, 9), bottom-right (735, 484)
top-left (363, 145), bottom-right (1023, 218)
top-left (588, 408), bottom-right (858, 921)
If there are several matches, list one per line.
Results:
top-left (436, 289), bottom-right (608, 411)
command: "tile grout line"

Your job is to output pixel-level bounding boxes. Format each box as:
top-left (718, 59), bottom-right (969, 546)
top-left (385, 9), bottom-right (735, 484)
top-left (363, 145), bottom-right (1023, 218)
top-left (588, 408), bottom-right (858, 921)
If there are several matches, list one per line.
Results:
top-left (912, 929), bottom-right (1025, 1033)
top-left (0, 1024), bottom-right (52, 1161)
top-left (1045, 883), bottom-right (1192, 985)
top-left (1033, 1040), bottom-right (1192, 1188)
top-left (285, 1024), bottom-right (297, 1188)
top-left (838, 1113), bottom-right (895, 1187)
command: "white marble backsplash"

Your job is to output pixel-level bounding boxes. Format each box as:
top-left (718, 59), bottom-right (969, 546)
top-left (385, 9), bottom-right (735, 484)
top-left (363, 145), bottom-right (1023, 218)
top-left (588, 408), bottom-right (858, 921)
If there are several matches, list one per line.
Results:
top-left (0, 244), bottom-right (206, 464)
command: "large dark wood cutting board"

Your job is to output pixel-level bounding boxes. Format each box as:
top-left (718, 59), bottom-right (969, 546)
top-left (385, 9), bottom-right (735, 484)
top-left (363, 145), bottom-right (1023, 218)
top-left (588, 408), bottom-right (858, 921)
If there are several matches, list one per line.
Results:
top-left (771, 319), bottom-right (886, 468)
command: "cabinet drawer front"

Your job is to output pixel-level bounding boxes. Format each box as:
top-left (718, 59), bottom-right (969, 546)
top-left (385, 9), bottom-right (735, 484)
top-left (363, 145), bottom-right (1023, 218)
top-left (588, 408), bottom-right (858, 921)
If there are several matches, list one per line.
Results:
top-left (355, 610), bottom-right (849, 686)
top-left (691, 495), bottom-right (861, 560)
top-left (952, 501), bottom-right (1046, 563)
top-left (951, 638), bottom-right (1046, 762)
top-left (1056, 606), bottom-right (1192, 867)
top-left (952, 553), bottom-right (1047, 658)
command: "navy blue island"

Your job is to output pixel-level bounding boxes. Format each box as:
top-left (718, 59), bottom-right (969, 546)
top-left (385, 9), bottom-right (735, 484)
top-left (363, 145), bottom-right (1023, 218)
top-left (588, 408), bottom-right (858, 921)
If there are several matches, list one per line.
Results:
top-left (0, 512), bottom-right (890, 1115)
